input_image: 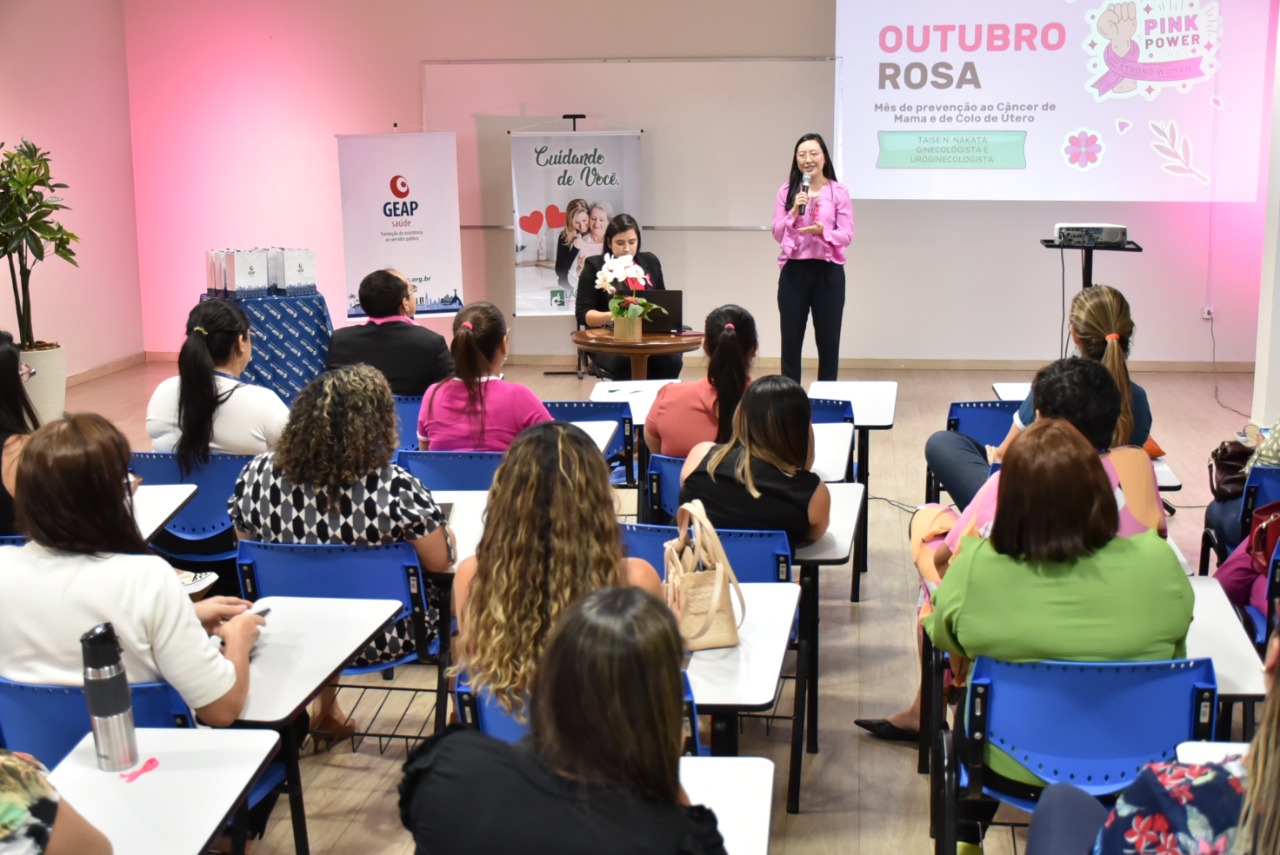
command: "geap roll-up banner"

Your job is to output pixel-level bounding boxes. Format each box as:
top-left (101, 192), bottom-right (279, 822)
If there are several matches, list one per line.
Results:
top-left (337, 132), bottom-right (465, 317)
top-left (511, 131), bottom-right (642, 317)
top-left (837, 1), bottom-right (1272, 201)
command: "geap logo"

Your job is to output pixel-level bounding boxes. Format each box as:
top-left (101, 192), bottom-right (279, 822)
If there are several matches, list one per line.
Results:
top-left (384, 175), bottom-right (418, 217)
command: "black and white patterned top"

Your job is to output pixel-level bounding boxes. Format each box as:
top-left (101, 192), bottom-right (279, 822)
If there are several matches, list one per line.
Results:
top-left (228, 453), bottom-right (445, 546)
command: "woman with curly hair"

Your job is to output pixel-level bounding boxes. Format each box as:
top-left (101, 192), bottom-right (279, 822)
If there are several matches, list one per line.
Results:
top-left (451, 421), bottom-right (662, 718)
top-left (229, 364), bottom-right (453, 734)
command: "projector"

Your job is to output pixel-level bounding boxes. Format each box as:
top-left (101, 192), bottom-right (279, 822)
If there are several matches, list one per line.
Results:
top-left (1054, 223), bottom-right (1128, 248)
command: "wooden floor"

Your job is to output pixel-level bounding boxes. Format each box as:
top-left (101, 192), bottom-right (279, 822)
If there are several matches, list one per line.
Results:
top-left (70, 361), bottom-right (1255, 854)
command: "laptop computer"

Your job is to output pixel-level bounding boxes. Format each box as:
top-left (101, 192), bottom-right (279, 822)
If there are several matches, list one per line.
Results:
top-left (640, 290), bottom-right (684, 334)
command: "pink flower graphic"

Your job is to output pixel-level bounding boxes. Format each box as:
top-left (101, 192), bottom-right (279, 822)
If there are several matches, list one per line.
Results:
top-left (1064, 130), bottom-right (1103, 170)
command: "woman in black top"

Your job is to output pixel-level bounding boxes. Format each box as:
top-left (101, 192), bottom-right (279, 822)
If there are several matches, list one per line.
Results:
top-left (680, 375), bottom-right (830, 546)
top-left (399, 587), bottom-right (726, 855)
top-left (573, 213), bottom-right (682, 380)
top-left (553, 198), bottom-right (590, 289)
top-left (0, 331), bottom-right (40, 536)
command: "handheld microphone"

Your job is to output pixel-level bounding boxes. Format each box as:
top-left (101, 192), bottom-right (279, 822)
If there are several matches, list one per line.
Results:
top-left (799, 173), bottom-right (811, 216)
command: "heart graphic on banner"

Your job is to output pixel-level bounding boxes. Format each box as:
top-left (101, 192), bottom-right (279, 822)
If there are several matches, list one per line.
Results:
top-left (544, 204), bottom-right (566, 229)
top-left (518, 210), bottom-right (544, 235)
top-left (1116, 120), bottom-right (1131, 134)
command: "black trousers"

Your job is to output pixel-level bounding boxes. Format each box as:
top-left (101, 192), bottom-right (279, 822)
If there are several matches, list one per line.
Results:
top-left (777, 259), bottom-right (845, 383)
top-left (590, 352), bottom-right (683, 381)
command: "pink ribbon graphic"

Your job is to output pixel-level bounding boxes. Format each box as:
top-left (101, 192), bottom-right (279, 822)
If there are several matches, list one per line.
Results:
top-left (119, 756), bottom-right (159, 783)
top-left (1092, 43), bottom-right (1205, 95)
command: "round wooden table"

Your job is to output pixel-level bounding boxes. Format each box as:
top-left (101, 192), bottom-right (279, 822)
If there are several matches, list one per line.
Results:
top-left (571, 329), bottom-right (704, 380)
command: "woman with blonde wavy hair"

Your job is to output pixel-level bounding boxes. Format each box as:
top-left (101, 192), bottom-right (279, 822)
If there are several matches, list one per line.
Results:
top-left (230, 364), bottom-right (454, 735)
top-left (452, 421), bottom-right (661, 717)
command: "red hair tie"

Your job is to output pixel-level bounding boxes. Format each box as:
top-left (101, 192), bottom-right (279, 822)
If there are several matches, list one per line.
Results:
top-left (1105, 333), bottom-right (1120, 342)
top-left (724, 323), bottom-right (735, 331)
top-left (461, 321), bottom-right (473, 330)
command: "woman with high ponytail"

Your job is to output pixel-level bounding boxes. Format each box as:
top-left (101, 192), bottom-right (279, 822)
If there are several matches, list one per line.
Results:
top-left (417, 302), bottom-right (552, 451)
top-left (146, 300), bottom-right (289, 473)
top-left (924, 284), bottom-right (1150, 510)
top-left (1068, 285), bottom-right (1141, 450)
top-left (645, 305), bottom-right (758, 458)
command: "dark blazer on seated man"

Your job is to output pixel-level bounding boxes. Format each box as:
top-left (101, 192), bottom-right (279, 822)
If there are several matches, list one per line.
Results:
top-left (326, 269), bottom-right (454, 397)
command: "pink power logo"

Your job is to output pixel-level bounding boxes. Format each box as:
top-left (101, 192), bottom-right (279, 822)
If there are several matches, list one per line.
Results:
top-left (390, 175), bottom-right (410, 198)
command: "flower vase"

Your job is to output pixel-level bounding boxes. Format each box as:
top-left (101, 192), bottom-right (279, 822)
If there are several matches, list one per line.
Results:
top-left (613, 315), bottom-right (643, 342)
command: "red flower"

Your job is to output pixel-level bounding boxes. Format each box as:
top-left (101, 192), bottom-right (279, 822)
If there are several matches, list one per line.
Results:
top-left (620, 296), bottom-right (638, 307)
top-left (1151, 832), bottom-right (1180, 855)
top-left (1124, 813), bottom-right (1170, 850)
top-left (1166, 783), bottom-right (1194, 805)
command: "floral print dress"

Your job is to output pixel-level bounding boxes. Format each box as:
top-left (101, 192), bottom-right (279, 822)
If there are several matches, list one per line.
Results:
top-left (0, 750), bottom-right (59, 854)
top-left (1093, 758), bottom-right (1247, 854)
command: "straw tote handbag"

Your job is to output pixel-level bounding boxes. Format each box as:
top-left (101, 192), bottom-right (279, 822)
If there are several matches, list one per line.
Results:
top-left (663, 500), bottom-right (746, 651)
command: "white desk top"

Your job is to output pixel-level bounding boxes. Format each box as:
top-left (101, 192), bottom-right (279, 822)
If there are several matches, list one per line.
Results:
top-left (589, 379), bottom-right (677, 426)
top-left (793, 482), bottom-right (863, 565)
top-left (239, 596), bottom-right (401, 723)
top-left (680, 757), bottom-right (774, 855)
top-left (1177, 740), bottom-right (1250, 764)
top-left (571, 419), bottom-right (619, 454)
top-left (1188, 576), bottom-right (1265, 699)
top-left (992, 382), bottom-right (1032, 402)
top-left (687, 583), bottom-right (801, 711)
top-left (807, 381), bottom-right (898, 430)
top-left (49, 727), bottom-right (279, 855)
top-left (434, 490), bottom-right (487, 564)
top-left (812, 422), bottom-right (855, 483)
top-left (132, 483), bottom-right (197, 541)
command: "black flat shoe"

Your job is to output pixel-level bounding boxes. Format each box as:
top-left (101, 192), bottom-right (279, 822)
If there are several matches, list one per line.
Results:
top-left (854, 718), bottom-right (920, 742)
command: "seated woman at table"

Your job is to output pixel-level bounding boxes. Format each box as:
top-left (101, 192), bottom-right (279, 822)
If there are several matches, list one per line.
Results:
top-left (924, 418), bottom-right (1192, 847)
top-left (402, 587), bottom-right (726, 854)
top-left (857, 358), bottom-right (1166, 743)
top-left (0, 749), bottom-right (111, 855)
top-left (1025, 630), bottom-right (1280, 855)
top-left (452, 421), bottom-right (661, 719)
top-left (679, 375), bottom-right (830, 547)
top-left (0, 331), bottom-right (40, 537)
top-left (230, 365), bottom-right (454, 734)
top-left (573, 213), bottom-right (682, 381)
top-left (416, 302), bottom-right (551, 451)
top-left (146, 299), bottom-right (289, 466)
top-left (645, 305), bottom-right (757, 459)
top-left (0, 414), bottom-right (263, 728)
top-left (925, 284), bottom-right (1151, 510)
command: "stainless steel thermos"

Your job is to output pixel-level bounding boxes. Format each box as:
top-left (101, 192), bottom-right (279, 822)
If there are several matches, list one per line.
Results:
top-left (81, 622), bottom-right (138, 771)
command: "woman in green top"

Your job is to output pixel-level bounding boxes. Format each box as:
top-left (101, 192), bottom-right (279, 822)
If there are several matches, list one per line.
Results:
top-left (923, 418), bottom-right (1193, 840)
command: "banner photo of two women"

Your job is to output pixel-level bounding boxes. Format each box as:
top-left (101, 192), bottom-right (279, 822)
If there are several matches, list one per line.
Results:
top-left (511, 131), bottom-right (641, 317)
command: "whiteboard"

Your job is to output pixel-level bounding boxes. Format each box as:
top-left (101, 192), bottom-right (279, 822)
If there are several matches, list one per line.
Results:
top-left (422, 58), bottom-right (837, 229)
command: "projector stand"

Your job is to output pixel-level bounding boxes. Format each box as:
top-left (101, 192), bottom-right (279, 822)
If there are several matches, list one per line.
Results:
top-left (1040, 239), bottom-right (1143, 290)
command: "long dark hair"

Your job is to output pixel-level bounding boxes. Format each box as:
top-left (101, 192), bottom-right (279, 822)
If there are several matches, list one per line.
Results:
top-left (530, 587), bottom-right (684, 805)
top-left (0, 332), bottom-right (39, 436)
top-left (177, 299), bottom-right (250, 474)
top-left (428, 302), bottom-right (506, 447)
top-left (16, 413), bottom-right (150, 555)
top-left (704, 305), bottom-right (757, 442)
top-left (707, 375), bottom-right (812, 498)
top-left (602, 213), bottom-right (642, 258)
top-left (784, 133), bottom-right (837, 212)
top-left (989, 419), bottom-right (1119, 563)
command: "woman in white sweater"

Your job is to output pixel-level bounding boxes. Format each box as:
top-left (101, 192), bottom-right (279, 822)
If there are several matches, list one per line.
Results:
top-left (0, 413), bottom-right (262, 726)
top-left (146, 299), bottom-right (288, 468)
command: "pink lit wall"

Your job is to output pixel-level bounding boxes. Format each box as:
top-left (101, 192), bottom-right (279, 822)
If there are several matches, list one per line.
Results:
top-left (114, 0), bottom-right (1273, 365)
top-left (0, 0), bottom-right (143, 374)
top-left (119, 0), bottom-right (832, 356)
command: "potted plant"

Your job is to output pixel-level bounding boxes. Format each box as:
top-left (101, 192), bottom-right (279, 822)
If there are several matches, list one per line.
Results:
top-left (594, 255), bottom-right (666, 342)
top-left (0, 139), bottom-right (79, 422)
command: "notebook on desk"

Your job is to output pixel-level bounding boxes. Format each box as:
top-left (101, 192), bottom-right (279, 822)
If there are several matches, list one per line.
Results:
top-left (641, 290), bottom-right (684, 334)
